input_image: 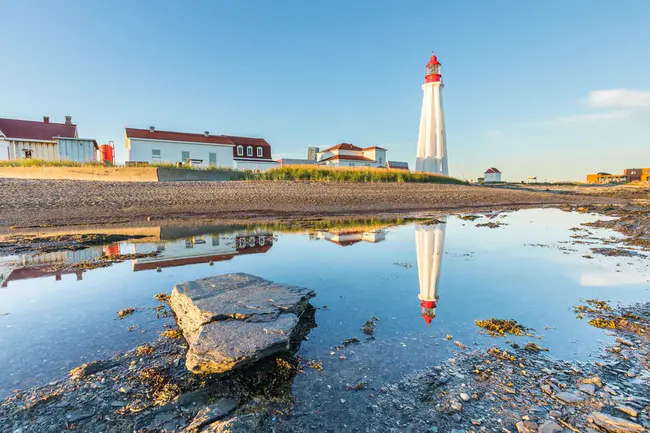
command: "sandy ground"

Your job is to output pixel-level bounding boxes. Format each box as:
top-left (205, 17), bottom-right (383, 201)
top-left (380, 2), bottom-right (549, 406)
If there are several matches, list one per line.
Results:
top-left (0, 179), bottom-right (633, 229)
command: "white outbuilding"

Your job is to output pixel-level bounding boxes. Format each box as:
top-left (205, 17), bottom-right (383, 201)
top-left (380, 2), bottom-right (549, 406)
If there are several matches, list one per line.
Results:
top-left (483, 167), bottom-right (502, 183)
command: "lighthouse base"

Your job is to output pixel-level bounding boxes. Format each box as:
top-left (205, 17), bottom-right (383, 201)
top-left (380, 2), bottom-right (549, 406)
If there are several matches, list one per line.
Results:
top-left (416, 157), bottom-right (447, 176)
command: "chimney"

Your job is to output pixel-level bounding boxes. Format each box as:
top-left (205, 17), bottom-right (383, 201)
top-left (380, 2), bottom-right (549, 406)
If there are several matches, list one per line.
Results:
top-left (204, 131), bottom-right (210, 137)
top-left (43, 116), bottom-right (50, 123)
top-left (149, 126), bottom-right (155, 132)
top-left (65, 116), bottom-right (72, 125)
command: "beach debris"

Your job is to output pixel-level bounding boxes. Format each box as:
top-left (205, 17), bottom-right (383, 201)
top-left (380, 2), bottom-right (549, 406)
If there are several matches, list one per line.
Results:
top-left (361, 316), bottom-right (379, 335)
top-left (475, 318), bottom-right (529, 337)
top-left (523, 342), bottom-right (548, 352)
top-left (117, 308), bottom-right (135, 319)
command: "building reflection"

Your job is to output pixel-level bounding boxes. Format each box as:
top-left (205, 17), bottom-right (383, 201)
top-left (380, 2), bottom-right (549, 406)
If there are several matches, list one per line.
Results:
top-left (415, 219), bottom-right (446, 324)
top-left (313, 229), bottom-right (386, 247)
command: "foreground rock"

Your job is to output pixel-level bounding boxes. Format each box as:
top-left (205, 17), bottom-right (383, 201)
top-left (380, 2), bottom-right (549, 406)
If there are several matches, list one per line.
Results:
top-left (170, 273), bottom-right (315, 374)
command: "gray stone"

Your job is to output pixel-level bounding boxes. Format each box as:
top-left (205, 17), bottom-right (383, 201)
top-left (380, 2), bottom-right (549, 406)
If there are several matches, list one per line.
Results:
top-left (555, 391), bottom-right (585, 404)
top-left (66, 411), bottom-right (94, 422)
top-left (460, 392), bottom-right (470, 401)
top-left (579, 383), bottom-right (596, 395)
top-left (590, 411), bottom-right (645, 432)
top-left (450, 400), bottom-right (463, 412)
top-left (538, 420), bottom-right (563, 433)
top-left (169, 273), bottom-right (315, 374)
top-left (549, 410), bottom-right (562, 418)
top-left (186, 398), bottom-right (238, 431)
top-left (615, 405), bottom-right (638, 418)
top-left (69, 360), bottom-right (116, 380)
top-left (200, 413), bottom-right (264, 433)
top-left (541, 384), bottom-right (552, 395)
top-left (516, 420), bottom-right (538, 433)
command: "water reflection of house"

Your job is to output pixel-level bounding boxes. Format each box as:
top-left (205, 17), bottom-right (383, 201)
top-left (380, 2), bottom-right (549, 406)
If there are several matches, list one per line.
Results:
top-left (132, 232), bottom-right (274, 271)
top-left (415, 220), bottom-right (446, 324)
top-left (0, 248), bottom-right (104, 287)
top-left (314, 229), bottom-right (386, 247)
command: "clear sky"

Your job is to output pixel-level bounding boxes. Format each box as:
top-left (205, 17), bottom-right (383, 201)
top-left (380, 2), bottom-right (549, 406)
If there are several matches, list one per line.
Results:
top-left (2, 0), bottom-right (649, 181)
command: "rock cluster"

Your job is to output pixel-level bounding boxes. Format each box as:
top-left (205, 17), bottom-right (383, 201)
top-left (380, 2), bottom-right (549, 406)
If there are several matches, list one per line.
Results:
top-left (169, 273), bottom-right (315, 374)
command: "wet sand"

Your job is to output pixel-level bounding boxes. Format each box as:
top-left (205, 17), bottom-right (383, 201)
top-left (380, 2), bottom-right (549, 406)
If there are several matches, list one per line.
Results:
top-left (0, 179), bottom-right (626, 229)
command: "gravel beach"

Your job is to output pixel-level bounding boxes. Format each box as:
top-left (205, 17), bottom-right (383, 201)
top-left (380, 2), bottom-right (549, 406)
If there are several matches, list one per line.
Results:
top-left (0, 179), bottom-right (624, 228)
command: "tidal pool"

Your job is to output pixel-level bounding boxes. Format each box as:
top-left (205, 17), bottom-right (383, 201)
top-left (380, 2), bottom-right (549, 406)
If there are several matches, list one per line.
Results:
top-left (0, 208), bottom-right (649, 400)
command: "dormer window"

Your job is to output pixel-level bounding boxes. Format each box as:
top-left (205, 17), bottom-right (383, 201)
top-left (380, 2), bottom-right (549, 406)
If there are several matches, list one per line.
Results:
top-left (256, 147), bottom-right (263, 157)
top-left (247, 146), bottom-right (253, 157)
top-left (237, 145), bottom-right (243, 156)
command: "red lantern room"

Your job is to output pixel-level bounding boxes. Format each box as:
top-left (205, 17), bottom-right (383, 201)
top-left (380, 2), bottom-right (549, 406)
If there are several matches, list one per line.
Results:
top-left (425, 52), bottom-right (441, 83)
top-left (420, 299), bottom-right (437, 325)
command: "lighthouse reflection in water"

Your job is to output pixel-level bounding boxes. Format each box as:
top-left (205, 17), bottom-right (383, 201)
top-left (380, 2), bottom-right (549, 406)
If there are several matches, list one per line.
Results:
top-left (415, 219), bottom-right (446, 324)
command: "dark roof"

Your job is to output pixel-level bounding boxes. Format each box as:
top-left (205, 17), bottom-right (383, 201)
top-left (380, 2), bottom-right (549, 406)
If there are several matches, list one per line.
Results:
top-left (0, 117), bottom-right (77, 141)
top-left (125, 128), bottom-right (235, 145)
top-left (387, 161), bottom-right (409, 169)
top-left (320, 143), bottom-right (363, 153)
top-left (224, 135), bottom-right (271, 148)
top-left (485, 167), bottom-right (501, 174)
top-left (319, 155), bottom-right (375, 163)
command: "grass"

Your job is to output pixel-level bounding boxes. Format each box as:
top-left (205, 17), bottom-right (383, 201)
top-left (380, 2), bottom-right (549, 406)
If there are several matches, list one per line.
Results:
top-left (248, 165), bottom-right (465, 184)
top-left (0, 159), bottom-right (98, 167)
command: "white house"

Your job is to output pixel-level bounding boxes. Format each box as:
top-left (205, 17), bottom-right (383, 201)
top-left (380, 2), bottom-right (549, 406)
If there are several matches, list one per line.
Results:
top-left (0, 116), bottom-right (97, 162)
top-left (483, 167), bottom-right (502, 183)
top-left (125, 127), bottom-right (279, 171)
top-left (314, 229), bottom-right (386, 246)
top-left (315, 143), bottom-right (387, 168)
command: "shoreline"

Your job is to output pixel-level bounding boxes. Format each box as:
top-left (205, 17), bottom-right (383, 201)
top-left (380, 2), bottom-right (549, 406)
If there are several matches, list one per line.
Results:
top-left (0, 179), bottom-right (632, 230)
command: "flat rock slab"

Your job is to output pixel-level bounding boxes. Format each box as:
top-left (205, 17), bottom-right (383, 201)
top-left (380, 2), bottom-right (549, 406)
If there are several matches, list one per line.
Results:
top-left (590, 411), bottom-right (646, 433)
top-left (170, 273), bottom-right (315, 374)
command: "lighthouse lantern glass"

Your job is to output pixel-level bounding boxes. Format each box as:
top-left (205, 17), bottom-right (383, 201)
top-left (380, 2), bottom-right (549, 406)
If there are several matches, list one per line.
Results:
top-left (427, 63), bottom-right (439, 76)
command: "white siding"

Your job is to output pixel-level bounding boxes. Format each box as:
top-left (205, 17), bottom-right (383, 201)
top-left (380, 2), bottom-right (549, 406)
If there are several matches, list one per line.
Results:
top-left (0, 138), bottom-right (8, 160)
top-left (7, 140), bottom-right (58, 160)
top-left (57, 138), bottom-right (96, 163)
top-left (127, 138), bottom-right (234, 168)
top-left (484, 172), bottom-right (502, 182)
top-left (235, 160), bottom-right (280, 172)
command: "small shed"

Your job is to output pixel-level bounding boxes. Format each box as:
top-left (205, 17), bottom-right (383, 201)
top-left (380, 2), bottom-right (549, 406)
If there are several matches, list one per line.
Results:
top-left (484, 167), bottom-right (502, 183)
top-left (387, 161), bottom-right (409, 170)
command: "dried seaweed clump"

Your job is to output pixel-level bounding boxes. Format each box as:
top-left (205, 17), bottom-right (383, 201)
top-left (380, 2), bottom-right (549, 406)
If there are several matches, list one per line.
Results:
top-left (138, 367), bottom-right (180, 406)
top-left (588, 318), bottom-right (617, 329)
top-left (117, 308), bottom-right (135, 319)
top-left (154, 293), bottom-right (170, 303)
top-left (487, 347), bottom-right (517, 361)
top-left (161, 328), bottom-right (183, 339)
top-left (475, 318), bottom-right (528, 337)
top-left (135, 345), bottom-right (155, 356)
top-left (523, 342), bottom-right (548, 352)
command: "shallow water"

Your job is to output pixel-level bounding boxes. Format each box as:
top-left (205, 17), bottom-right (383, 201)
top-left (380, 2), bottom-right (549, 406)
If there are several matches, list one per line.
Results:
top-left (0, 208), bottom-right (649, 399)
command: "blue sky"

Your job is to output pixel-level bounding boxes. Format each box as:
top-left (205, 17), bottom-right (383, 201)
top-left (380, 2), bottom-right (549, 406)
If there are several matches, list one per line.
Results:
top-left (2, 0), bottom-right (649, 181)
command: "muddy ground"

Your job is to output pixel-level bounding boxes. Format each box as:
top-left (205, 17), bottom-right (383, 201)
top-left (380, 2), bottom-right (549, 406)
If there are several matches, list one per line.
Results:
top-left (0, 179), bottom-right (631, 229)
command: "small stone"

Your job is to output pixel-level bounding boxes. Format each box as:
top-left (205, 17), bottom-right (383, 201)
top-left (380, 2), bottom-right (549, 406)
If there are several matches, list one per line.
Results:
top-left (549, 410), bottom-right (561, 417)
top-left (541, 384), bottom-right (552, 395)
top-left (460, 392), bottom-right (470, 401)
top-left (579, 383), bottom-right (596, 395)
top-left (590, 411), bottom-right (645, 432)
top-left (616, 338), bottom-right (634, 347)
top-left (603, 385), bottom-right (618, 395)
top-left (186, 398), bottom-right (237, 431)
top-left (504, 386), bottom-right (516, 394)
top-left (538, 420), bottom-right (563, 433)
top-left (555, 391), bottom-right (585, 404)
top-left (515, 420), bottom-right (538, 433)
top-left (471, 419), bottom-right (482, 426)
top-left (582, 376), bottom-right (603, 387)
top-left (66, 411), bottom-right (94, 423)
top-left (615, 405), bottom-right (638, 418)
top-left (110, 401), bottom-right (125, 407)
top-left (450, 400), bottom-right (463, 412)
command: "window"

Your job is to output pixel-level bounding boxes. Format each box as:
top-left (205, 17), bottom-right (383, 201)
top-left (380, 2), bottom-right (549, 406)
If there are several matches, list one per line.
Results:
top-left (182, 151), bottom-right (190, 162)
top-left (152, 149), bottom-right (161, 161)
top-left (246, 146), bottom-right (253, 157)
top-left (256, 147), bottom-right (263, 157)
top-left (23, 149), bottom-right (33, 159)
top-left (237, 145), bottom-right (243, 156)
top-left (378, 157), bottom-right (383, 165)
top-left (209, 153), bottom-right (217, 167)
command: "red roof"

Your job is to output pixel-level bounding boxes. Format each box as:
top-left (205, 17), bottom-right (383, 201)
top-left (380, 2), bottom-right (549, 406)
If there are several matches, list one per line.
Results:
top-left (362, 146), bottom-right (387, 151)
top-left (427, 53), bottom-right (441, 67)
top-left (224, 135), bottom-right (271, 148)
top-left (320, 143), bottom-right (363, 153)
top-left (319, 155), bottom-right (375, 163)
top-left (125, 128), bottom-right (235, 145)
top-left (485, 167), bottom-right (501, 174)
top-left (0, 117), bottom-right (77, 141)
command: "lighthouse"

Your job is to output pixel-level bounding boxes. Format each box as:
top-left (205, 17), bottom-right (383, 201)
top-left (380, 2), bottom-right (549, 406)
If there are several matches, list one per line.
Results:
top-left (415, 219), bottom-right (446, 324)
top-left (416, 52), bottom-right (448, 175)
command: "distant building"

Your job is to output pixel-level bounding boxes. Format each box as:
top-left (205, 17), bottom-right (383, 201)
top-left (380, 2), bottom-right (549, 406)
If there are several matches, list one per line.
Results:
top-left (315, 143), bottom-right (387, 168)
top-left (276, 158), bottom-right (316, 166)
top-left (624, 168), bottom-right (643, 183)
top-left (386, 161), bottom-right (409, 170)
top-left (585, 172), bottom-right (627, 184)
top-left (307, 147), bottom-right (320, 161)
top-left (124, 127), bottom-right (279, 171)
top-left (0, 116), bottom-right (97, 162)
top-left (643, 169), bottom-right (650, 183)
top-left (483, 167), bottom-right (502, 183)
top-left (314, 229), bottom-right (386, 247)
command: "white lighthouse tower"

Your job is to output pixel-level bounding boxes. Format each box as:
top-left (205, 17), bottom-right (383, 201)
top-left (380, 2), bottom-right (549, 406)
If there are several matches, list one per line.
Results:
top-left (416, 52), bottom-right (448, 175)
top-left (415, 219), bottom-right (446, 324)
